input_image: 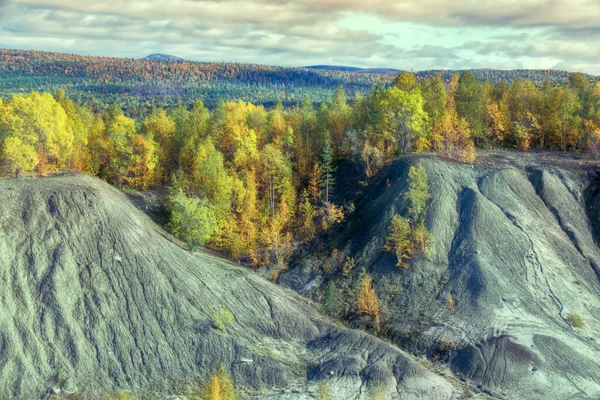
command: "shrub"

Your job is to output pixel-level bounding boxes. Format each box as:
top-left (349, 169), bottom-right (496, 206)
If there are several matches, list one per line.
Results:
top-left (384, 214), bottom-right (413, 268)
top-left (357, 274), bottom-right (381, 329)
top-left (404, 164), bottom-right (430, 222)
top-left (212, 308), bottom-right (234, 331)
top-left (342, 257), bottom-right (355, 276)
top-left (447, 295), bottom-right (455, 312)
top-left (412, 221), bottom-right (434, 258)
top-left (323, 282), bottom-right (340, 319)
top-left (167, 189), bottom-right (219, 251)
top-left (318, 381), bottom-right (330, 400)
top-left (101, 392), bottom-right (137, 400)
top-left (201, 364), bottom-right (235, 400)
top-left (567, 313), bottom-right (584, 328)
top-left (268, 270), bottom-right (279, 282)
top-left (436, 338), bottom-right (456, 361)
top-left (367, 385), bottom-right (386, 400)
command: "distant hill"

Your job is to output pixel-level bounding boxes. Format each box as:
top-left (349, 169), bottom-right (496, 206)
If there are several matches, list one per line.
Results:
top-left (307, 64), bottom-right (597, 84)
top-left (0, 48), bottom-right (597, 117)
top-left (307, 65), bottom-right (402, 75)
top-left (141, 53), bottom-right (184, 61)
top-left (0, 49), bottom-right (391, 116)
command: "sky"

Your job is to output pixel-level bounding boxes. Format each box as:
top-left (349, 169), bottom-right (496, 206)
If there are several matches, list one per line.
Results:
top-left (0, 0), bottom-right (600, 74)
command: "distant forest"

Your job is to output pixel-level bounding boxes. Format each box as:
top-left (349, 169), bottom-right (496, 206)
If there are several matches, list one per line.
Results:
top-left (0, 49), bottom-right (597, 117)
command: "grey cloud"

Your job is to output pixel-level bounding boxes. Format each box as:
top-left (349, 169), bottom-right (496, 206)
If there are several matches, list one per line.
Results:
top-left (3, 0), bottom-right (600, 74)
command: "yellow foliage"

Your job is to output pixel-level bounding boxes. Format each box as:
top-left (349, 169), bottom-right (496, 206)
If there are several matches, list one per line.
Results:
top-left (2, 136), bottom-right (38, 176)
top-left (320, 202), bottom-right (344, 231)
top-left (101, 392), bottom-right (137, 400)
top-left (202, 364), bottom-right (235, 400)
top-left (413, 136), bottom-right (432, 153)
top-left (126, 134), bottom-right (158, 190)
top-left (357, 275), bottom-right (381, 329)
top-left (447, 295), bottom-right (455, 313)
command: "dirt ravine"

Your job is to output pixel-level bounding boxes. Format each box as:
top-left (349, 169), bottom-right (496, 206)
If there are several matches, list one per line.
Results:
top-left (281, 151), bottom-right (600, 400)
top-left (0, 174), bottom-right (457, 399)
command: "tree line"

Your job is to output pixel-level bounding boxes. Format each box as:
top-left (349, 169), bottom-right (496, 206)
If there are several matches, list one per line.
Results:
top-left (1, 71), bottom-right (600, 266)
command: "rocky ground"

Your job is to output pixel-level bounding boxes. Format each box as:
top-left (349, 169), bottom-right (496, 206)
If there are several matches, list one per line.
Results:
top-left (281, 151), bottom-right (600, 400)
top-left (0, 174), bottom-right (460, 399)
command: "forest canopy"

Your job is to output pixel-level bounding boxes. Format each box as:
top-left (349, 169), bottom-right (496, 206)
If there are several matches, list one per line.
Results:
top-left (2, 69), bottom-right (600, 266)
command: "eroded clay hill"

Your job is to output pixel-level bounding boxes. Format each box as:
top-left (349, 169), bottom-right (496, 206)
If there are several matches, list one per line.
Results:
top-left (281, 152), bottom-right (600, 400)
top-left (0, 174), bottom-right (456, 399)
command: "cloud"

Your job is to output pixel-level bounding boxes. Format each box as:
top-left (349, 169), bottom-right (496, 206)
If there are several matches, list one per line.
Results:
top-left (0, 0), bottom-right (599, 74)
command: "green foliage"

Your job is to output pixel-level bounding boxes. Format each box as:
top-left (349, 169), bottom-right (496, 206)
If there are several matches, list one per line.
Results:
top-left (212, 308), bottom-right (234, 331)
top-left (167, 190), bottom-right (219, 250)
top-left (456, 71), bottom-right (487, 141)
top-left (421, 74), bottom-right (447, 128)
top-left (378, 86), bottom-right (429, 154)
top-left (385, 164), bottom-right (433, 267)
top-left (323, 282), bottom-right (340, 319)
top-left (412, 221), bottom-right (435, 259)
top-left (385, 214), bottom-right (413, 268)
top-left (404, 164), bottom-right (430, 222)
top-left (567, 313), bottom-right (585, 328)
top-left (320, 132), bottom-right (335, 204)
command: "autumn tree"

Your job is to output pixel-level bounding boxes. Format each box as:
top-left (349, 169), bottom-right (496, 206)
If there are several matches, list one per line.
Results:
top-left (421, 74), bottom-right (447, 135)
top-left (201, 364), bottom-right (236, 400)
top-left (299, 190), bottom-right (317, 239)
top-left (486, 97), bottom-right (510, 147)
top-left (321, 132), bottom-right (335, 204)
top-left (105, 109), bottom-right (136, 186)
top-left (435, 110), bottom-right (476, 163)
top-left (412, 221), bottom-right (434, 258)
top-left (5, 92), bottom-right (74, 171)
top-left (455, 71), bottom-right (487, 144)
top-left (55, 90), bottom-right (93, 170)
top-left (175, 101), bottom-right (210, 174)
top-left (167, 189), bottom-right (219, 251)
top-left (404, 164), bottom-right (430, 222)
top-left (393, 72), bottom-right (417, 92)
top-left (1, 136), bottom-right (38, 177)
top-left (191, 138), bottom-right (232, 220)
top-left (127, 134), bottom-right (158, 189)
top-left (319, 132), bottom-right (344, 231)
top-left (385, 214), bottom-right (413, 268)
top-left (378, 86), bottom-right (428, 155)
top-left (357, 273), bottom-right (381, 329)
top-left (585, 119), bottom-right (600, 159)
top-left (259, 144), bottom-right (296, 264)
top-left (327, 86), bottom-right (351, 157)
top-left (143, 108), bottom-right (176, 181)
